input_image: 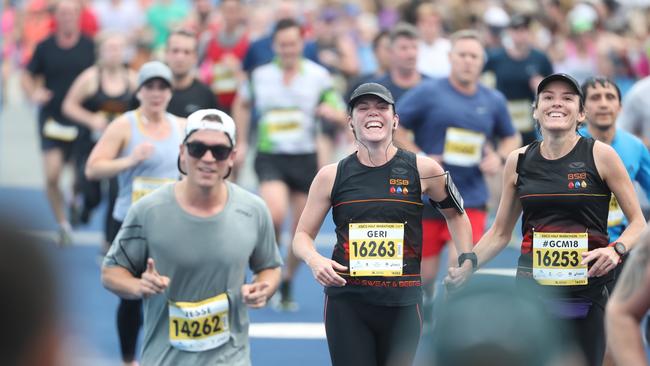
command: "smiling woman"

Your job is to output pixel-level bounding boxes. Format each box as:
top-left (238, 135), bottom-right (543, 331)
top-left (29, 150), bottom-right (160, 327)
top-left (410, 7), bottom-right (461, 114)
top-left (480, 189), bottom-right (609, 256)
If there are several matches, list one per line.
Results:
top-left (447, 73), bottom-right (647, 366)
top-left (532, 74), bottom-right (586, 139)
top-left (292, 82), bottom-right (474, 366)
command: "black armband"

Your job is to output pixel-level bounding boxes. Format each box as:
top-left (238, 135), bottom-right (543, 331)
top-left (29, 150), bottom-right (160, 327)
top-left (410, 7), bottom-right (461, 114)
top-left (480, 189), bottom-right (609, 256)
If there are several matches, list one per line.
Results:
top-left (429, 172), bottom-right (465, 214)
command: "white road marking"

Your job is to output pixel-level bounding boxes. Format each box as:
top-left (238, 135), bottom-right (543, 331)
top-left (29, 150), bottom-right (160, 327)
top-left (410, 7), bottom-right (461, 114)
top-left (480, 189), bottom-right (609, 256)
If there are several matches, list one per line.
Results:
top-left (249, 322), bottom-right (326, 339)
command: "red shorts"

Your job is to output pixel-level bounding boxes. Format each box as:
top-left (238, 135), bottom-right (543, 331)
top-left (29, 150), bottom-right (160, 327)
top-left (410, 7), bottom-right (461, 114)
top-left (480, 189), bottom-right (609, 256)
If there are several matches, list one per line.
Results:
top-left (422, 208), bottom-right (487, 258)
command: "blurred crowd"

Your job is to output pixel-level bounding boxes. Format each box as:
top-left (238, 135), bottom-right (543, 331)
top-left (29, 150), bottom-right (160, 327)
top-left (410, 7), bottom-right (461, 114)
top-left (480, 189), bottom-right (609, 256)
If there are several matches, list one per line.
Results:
top-left (3, 0), bottom-right (650, 100)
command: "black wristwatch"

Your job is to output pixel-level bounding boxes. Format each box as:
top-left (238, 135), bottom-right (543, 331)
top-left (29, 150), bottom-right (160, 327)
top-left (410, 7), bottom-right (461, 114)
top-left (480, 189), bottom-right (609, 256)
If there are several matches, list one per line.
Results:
top-left (458, 252), bottom-right (478, 270)
top-left (610, 242), bottom-right (627, 257)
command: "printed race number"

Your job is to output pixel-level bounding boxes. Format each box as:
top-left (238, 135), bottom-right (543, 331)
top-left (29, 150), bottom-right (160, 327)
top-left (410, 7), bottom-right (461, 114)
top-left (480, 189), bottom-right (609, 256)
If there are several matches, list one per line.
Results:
top-left (350, 240), bottom-right (397, 258)
top-left (170, 312), bottom-right (226, 340)
top-left (534, 250), bottom-right (580, 267)
top-left (168, 293), bottom-right (230, 351)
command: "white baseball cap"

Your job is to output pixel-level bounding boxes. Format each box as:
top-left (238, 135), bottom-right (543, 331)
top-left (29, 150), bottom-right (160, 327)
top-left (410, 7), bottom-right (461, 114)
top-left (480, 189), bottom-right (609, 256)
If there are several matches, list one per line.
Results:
top-left (184, 109), bottom-right (237, 146)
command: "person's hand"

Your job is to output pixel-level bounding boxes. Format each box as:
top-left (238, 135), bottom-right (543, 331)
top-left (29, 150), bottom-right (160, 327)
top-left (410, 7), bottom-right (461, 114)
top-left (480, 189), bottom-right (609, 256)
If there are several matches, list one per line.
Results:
top-left (318, 49), bottom-right (338, 67)
top-left (315, 104), bottom-right (339, 122)
top-left (443, 261), bottom-right (474, 289)
top-left (306, 253), bottom-right (347, 287)
top-left (139, 258), bottom-right (170, 298)
top-left (31, 87), bottom-right (53, 105)
top-left (130, 142), bottom-right (155, 165)
top-left (582, 247), bottom-right (620, 277)
top-left (241, 282), bottom-right (271, 308)
top-left (479, 144), bottom-right (502, 175)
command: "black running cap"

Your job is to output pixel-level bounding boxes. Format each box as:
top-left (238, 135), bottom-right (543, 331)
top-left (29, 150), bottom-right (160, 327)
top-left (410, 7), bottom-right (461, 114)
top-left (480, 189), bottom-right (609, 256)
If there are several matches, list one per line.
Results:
top-left (536, 73), bottom-right (584, 100)
top-left (348, 82), bottom-right (395, 110)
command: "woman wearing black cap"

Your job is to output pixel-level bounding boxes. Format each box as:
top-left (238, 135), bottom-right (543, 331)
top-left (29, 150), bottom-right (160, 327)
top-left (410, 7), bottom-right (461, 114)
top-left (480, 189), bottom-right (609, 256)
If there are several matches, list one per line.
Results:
top-left (293, 82), bottom-right (474, 366)
top-left (448, 73), bottom-right (646, 365)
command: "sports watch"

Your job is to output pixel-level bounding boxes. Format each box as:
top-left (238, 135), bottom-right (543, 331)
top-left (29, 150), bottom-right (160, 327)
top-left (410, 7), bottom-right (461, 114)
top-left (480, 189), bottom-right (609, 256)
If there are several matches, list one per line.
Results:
top-left (609, 242), bottom-right (627, 257)
top-left (458, 252), bottom-right (478, 270)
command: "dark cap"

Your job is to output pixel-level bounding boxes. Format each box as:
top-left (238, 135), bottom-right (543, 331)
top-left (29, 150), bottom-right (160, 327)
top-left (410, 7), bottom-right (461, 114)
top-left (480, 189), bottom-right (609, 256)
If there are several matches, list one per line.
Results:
top-left (536, 73), bottom-right (584, 100)
top-left (348, 83), bottom-right (395, 111)
top-left (509, 14), bottom-right (531, 28)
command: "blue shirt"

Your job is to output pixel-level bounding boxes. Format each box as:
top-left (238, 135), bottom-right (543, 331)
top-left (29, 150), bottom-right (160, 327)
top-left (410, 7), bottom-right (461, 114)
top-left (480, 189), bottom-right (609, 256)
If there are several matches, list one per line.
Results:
top-left (371, 73), bottom-right (430, 103)
top-left (397, 78), bottom-right (516, 209)
top-left (484, 48), bottom-right (553, 101)
top-left (579, 126), bottom-right (650, 241)
top-left (242, 35), bottom-right (319, 74)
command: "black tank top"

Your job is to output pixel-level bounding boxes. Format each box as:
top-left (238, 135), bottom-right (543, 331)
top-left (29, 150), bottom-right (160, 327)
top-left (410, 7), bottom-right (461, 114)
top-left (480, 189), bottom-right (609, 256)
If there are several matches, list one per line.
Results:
top-left (82, 68), bottom-right (132, 121)
top-left (327, 149), bottom-right (424, 306)
top-left (516, 137), bottom-right (612, 296)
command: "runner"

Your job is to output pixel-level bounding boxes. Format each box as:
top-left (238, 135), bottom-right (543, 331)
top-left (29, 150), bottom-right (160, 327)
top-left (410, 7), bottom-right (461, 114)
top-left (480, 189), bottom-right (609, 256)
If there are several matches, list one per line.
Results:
top-left (232, 18), bottom-right (346, 311)
top-left (102, 108), bottom-right (282, 365)
top-left (62, 31), bottom-right (136, 239)
top-left (165, 29), bottom-right (219, 118)
top-left (371, 22), bottom-right (428, 102)
top-left (484, 13), bottom-right (554, 145)
top-left (86, 61), bottom-right (184, 366)
top-left (447, 73), bottom-right (646, 365)
top-left (293, 82), bottom-right (474, 366)
top-left (394, 29), bottom-right (520, 326)
top-left (578, 76), bottom-right (650, 366)
top-left (20, 0), bottom-right (95, 246)
top-left (199, 0), bottom-right (249, 115)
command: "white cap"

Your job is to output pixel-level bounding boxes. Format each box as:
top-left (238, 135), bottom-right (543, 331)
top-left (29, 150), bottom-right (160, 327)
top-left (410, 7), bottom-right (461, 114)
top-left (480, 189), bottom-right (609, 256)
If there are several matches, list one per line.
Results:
top-left (185, 109), bottom-right (237, 146)
top-left (483, 6), bottom-right (509, 28)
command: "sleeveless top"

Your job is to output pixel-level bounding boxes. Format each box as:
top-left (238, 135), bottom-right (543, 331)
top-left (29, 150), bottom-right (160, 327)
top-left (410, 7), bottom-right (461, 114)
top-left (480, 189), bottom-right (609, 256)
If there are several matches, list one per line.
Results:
top-left (327, 149), bottom-right (424, 306)
top-left (516, 137), bottom-right (612, 297)
top-left (113, 111), bottom-right (182, 221)
top-left (82, 67), bottom-right (133, 122)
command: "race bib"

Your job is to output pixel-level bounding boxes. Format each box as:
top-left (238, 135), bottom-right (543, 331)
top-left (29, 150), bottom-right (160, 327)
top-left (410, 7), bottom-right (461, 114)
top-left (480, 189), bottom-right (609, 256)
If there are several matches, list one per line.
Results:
top-left (532, 232), bottom-right (588, 286)
top-left (210, 63), bottom-right (238, 94)
top-left (43, 118), bottom-right (78, 141)
top-left (258, 108), bottom-right (306, 151)
top-left (169, 293), bottom-right (230, 352)
top-left (607, 195), bottom-right (624, 228)
top-left (507, 99), bottom-right (534, 132)
top-left (348, 223), bottom-right (404, 277)
top-left (132, 177), bottom-right (175, 203)
top-left (442, 127), bottom-right (485, 167)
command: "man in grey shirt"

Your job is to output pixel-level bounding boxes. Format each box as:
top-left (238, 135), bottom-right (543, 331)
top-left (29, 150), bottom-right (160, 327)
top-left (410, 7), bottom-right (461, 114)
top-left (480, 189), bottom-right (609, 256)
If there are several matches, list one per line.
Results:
top-left (102, 109), bottom-right (282, 365)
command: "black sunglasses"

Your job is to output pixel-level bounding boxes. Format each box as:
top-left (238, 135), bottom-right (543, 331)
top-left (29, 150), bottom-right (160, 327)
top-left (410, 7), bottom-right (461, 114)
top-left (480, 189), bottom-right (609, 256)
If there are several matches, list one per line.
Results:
top-left (186, 142), bottom-right (232, 161)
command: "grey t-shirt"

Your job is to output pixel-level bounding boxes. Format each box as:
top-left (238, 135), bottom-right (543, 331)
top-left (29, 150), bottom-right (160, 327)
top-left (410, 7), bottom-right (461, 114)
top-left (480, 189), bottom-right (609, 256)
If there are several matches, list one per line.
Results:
top-left (104, 182), bottom-right (282, 365)
top-left (618, 76), bottom-right (650, 142)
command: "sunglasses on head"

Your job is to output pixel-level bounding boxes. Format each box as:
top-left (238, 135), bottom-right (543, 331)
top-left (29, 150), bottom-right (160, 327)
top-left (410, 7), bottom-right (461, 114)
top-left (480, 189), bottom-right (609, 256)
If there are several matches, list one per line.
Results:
top-left (185, 141), bottom-right (232, 161)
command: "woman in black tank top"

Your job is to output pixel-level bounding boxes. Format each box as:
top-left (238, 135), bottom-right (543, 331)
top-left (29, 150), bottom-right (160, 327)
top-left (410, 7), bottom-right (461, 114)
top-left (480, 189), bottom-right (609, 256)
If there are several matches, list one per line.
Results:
top-left (63, 32), bottom-right (137, 233)
top-left (292, 83), bottom-right (474, 366)
top-left (61, 32), bottom-right (139, 365)
top-left (447, 74), bottom-right (646, 366)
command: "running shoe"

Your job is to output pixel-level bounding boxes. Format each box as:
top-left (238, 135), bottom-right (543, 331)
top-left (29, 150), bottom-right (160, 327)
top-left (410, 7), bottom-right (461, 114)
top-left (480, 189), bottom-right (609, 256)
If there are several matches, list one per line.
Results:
top-left (274, 280), bottom-right (299, 312)
top-left (57, 226), bottom-right (73, 247)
